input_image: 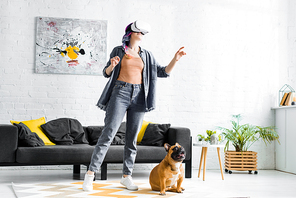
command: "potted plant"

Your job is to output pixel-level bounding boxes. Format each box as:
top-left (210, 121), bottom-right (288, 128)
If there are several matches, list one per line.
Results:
top-left (218, 114), bottom-right (279, 174)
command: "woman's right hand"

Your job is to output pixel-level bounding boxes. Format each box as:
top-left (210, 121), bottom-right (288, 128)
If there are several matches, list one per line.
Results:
top-left (106, 56), bottom-right (120, 76)
top-left (110, 56), bottom-right (120, 68)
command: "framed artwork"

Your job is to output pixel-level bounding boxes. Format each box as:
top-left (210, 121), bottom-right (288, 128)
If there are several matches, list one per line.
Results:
top-left (35, 17), bottom-right (107, 75)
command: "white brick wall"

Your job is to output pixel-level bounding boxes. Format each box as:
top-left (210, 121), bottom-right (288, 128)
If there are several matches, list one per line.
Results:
top-left (0, 0), bottom-right (294, 170)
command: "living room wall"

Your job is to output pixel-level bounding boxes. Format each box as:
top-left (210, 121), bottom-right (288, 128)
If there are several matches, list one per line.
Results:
top-left (0, 0), bottom-right (293, 169)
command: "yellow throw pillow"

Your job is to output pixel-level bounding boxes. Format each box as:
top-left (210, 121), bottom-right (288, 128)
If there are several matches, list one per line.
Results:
top-left (137, 120), bottom-right (152, 144)
top-left (10, 117), bottom-right (55, 146)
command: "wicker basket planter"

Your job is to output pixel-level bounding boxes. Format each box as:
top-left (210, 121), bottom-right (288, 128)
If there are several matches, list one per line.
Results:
top-left (224, 151), bottom-right (258, 174)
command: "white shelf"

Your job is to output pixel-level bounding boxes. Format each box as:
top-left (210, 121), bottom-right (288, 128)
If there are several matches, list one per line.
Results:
top-left (271, 105), bottom-right (296, 110)
top-left (193, 143), bottom-right (225, 148)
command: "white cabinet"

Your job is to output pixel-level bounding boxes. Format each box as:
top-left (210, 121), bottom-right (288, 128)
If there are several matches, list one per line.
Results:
top-left (273, 106), bottom-right (296, 174)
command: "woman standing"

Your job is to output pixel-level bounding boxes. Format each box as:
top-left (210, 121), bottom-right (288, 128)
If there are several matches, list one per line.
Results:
top-left (83, 20), bottom-right (186, 191)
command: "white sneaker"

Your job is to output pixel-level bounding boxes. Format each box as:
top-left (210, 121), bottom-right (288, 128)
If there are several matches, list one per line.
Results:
top-left (120, 176), bottom-right (138, 191)
top-left (82, 173), bottom-right (94, 191)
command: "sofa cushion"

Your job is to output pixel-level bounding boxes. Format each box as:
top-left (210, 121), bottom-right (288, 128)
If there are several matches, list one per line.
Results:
top-left (86, 126), bottom-right (104, 145)
top-left (139, 123), bottom-right (171, 146)
top-left (16, 144), bottom-right (168, 164)
top-left (16, 144), bottom-right (94, 164)
top-left (87, 122), bottom-right (126, 146)
top-left (135, 145), bottom-right (167, 162)
top-left (102, 145), bottom-right (167, 162)
top-left (10, 117), bottom-right (55, 145)
top-left (41, 118), bottom-right (88, 145)
top-left (13, 123), bottom-right (44, 147)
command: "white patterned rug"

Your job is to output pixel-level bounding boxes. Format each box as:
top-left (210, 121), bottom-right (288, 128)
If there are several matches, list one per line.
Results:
top-left (12, 180), bottom-right (193, 198)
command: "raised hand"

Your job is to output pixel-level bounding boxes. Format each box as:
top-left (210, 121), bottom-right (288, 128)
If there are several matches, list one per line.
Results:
top-left (174, 47), bottom-right (186, 61)
top-left (165, 47), bottom-right (186, 74)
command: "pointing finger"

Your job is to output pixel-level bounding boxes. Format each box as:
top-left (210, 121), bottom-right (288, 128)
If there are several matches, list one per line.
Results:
top-left (178, 47), bottom-right (185, 52)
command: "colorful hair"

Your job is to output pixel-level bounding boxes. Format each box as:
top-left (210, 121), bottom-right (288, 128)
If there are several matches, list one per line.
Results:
top-left (122, 23), bottom-right (133, 58)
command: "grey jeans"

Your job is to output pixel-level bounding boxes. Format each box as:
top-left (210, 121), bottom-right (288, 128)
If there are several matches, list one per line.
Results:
top-left (89, 80), bottom-right (146, 175)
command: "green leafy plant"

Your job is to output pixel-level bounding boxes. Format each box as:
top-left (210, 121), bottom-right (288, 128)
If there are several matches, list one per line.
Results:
top-left (218, 114), bottom-right (280, 152)
top-left (197, 130), bottom-right (222, 142)
top-left (197, 134), bottom-right (205, 141)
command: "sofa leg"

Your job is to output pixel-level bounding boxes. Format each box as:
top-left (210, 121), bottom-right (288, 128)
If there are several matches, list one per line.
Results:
top-left (185, 160), bottom-right (192, 178)
top-left (101, 163), bottom-right (107, 180)
top-left (185, 137), bottom-right (192, 178)
top-left (73, 165), bottom-right (81, 174)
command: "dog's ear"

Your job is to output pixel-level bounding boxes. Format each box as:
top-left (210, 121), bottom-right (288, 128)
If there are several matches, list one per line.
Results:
top-left (164, 143), bottom-right (171, 152)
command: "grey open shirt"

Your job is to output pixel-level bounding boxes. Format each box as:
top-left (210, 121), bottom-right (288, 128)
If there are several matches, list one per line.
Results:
top-left (96, 46), bottom-right (169, 112)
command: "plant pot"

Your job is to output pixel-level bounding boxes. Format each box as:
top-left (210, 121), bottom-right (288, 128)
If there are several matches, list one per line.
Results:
top-left (224, 151), bottom-right (258, 174)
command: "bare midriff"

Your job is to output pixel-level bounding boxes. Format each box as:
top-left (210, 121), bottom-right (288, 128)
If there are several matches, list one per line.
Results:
top-left (117, 56), bottom-right (144, 84)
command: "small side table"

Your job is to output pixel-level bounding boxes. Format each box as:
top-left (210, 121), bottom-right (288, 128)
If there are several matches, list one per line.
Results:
top-left (193, 143), bottom-right (225, 181)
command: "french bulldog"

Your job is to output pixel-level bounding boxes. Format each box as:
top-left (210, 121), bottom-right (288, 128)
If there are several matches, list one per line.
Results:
top-left (149, 143), bottom-right (186, 195)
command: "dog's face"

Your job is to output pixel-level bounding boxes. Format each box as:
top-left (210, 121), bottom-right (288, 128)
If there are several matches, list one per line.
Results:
top-left (164, 143), bottom-right (186, 162)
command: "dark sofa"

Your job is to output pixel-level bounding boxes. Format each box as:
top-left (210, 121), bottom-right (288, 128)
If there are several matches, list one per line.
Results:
top-left (0, 124), bottom-right (192, 180)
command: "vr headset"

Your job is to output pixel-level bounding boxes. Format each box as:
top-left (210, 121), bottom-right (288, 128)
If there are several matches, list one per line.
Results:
top-left (131, 20), bottom-right (151, 35)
